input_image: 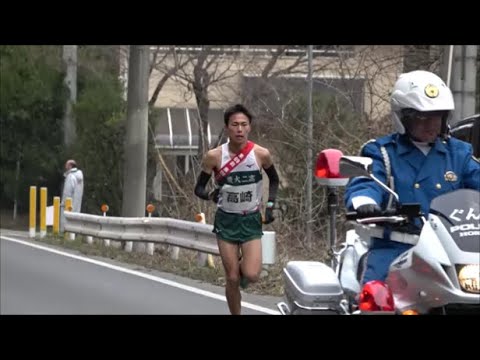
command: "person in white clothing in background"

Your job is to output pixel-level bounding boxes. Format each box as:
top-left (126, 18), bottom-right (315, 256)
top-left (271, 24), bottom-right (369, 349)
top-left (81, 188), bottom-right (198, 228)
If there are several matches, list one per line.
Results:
top-left (60, 159), bottom-right (84, 232)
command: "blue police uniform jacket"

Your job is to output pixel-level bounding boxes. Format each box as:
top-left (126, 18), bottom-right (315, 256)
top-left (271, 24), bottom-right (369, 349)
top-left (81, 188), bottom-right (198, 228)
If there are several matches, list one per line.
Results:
top-left (345, 133), bottom-right (480, 221)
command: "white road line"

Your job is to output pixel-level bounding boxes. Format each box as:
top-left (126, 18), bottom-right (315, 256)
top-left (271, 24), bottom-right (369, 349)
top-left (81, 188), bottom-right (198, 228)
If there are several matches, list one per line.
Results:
top-left (0, 236), bottom-right (280, 315)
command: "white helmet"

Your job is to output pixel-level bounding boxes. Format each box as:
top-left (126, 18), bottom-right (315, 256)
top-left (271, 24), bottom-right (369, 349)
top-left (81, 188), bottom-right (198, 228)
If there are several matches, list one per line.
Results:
top-left (390, 70), bottom-right (454, 138)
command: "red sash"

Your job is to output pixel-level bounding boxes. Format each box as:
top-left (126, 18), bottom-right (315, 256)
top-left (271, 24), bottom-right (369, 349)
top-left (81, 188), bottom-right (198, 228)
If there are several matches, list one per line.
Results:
top-left (214, 141), bottom-right (255, 182)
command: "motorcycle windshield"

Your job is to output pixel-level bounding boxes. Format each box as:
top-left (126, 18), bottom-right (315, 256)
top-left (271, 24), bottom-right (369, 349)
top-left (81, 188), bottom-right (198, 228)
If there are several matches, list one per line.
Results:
top-left (430, 189), bottom-right (480, 253)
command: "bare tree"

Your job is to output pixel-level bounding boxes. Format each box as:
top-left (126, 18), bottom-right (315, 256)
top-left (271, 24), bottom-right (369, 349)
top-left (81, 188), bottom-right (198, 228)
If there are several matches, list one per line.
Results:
top-left (172, 46), bottom-right (251, 156)
top-left (148, 46), bottom-right (193, 109)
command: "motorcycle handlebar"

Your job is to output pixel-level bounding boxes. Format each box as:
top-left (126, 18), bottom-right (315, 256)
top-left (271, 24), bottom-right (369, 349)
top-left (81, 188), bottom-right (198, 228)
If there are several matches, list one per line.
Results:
top-left (355, 215), bottom-right (410, 224)
top-left (345, 208), bottom-right (397, 221)
top-left (345, 203), bottom-right (422, 221)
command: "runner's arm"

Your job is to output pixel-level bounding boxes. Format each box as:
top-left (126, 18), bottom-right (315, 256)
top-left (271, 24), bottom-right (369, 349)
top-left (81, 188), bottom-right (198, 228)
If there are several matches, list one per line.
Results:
top-left (265, 165), bottom-right (279, 206)
top-left (194, 150), bottom-right (217, 201)
top-left (260, 148), bottom-right (279, 204)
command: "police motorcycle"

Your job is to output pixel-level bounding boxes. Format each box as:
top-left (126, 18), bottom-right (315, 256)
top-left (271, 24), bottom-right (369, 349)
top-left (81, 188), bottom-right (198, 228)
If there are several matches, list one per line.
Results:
top-left (276, 149), bottom-right (480, 315)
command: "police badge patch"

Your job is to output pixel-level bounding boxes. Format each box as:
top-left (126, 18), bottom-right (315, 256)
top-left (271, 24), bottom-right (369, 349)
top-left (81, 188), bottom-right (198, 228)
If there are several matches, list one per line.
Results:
top-left (444, 171), bottom-right (458, 182)
top-left (424, 84), bottom-right (439, 98)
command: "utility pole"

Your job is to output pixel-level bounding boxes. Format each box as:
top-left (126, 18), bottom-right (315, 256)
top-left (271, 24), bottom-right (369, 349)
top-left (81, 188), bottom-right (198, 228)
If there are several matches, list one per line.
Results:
top-left (121, 45), bottom-right (150, 253)
top-left (441, 45), bottom-right (454, 87)
top-left (63, 45), bottom-right (77, 146)
top-left (462, 45), bottom-right (477, 120)
top-left (306, 45), bottom-right (313, 249)
top-left (450, 45), bottom-right (478, 124)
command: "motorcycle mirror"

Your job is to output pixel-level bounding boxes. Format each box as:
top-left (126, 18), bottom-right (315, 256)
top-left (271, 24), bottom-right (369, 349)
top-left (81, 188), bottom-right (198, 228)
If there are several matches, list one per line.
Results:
top-left (339, 156), bottom-right (373, 177)
top-left (340, 155), bottom-right (400, 204)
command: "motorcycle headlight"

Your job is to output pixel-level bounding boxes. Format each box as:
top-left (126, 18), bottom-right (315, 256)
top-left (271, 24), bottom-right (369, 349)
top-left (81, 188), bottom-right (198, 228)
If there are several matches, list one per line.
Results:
top-left (458, 265), bottom-right (480, 294)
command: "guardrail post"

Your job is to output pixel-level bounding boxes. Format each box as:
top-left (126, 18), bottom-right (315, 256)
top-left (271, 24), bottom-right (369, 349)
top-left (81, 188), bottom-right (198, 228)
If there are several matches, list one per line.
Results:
top-left (261, 231), bottom-right (276, 266)
top-left (101, 204), bottom-right (111, 247)
top-left (84, 201), bottom-right (93, 244)
top-left (169, 206), bottom-right (180, 260)
top-left (146, 204), bottom-right (155, 255)
top-left (195, 212), bottom-right (215, 268)
top-left (29, 186), bottom-right (37, 238)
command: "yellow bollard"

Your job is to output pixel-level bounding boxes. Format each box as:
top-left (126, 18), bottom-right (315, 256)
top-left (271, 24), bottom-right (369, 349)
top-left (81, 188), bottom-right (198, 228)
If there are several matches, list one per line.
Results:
top-left (40, 187), bottom-right (47, 238)
top-left (29, 186), bottom-right (37, 238)
top-left (64, 197), bottom-right (74, 240)
top-left (53, 196), bottom-right (60, 235)
top-left (65, 197), bottom-right (72, 212)
top-left (64, 197), bottom-right (72, 213)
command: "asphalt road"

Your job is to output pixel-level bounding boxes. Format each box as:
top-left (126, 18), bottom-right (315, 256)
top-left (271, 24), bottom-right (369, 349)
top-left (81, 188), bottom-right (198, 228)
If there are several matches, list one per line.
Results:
top-left (0, 234), bottom-right (280, 315)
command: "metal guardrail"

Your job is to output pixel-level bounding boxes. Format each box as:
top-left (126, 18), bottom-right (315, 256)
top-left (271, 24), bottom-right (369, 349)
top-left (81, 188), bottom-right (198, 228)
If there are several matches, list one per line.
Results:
top-left (64, 212), bottom-right (220, 255)
top-left (28, 190), bottom-right (276, 263)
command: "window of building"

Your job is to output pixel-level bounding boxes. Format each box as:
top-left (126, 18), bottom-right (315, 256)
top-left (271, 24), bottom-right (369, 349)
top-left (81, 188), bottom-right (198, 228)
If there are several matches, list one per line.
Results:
top-left (151, 107), bottom-right (225, 155)
top-left (241, 74), bottom-right (365, 117)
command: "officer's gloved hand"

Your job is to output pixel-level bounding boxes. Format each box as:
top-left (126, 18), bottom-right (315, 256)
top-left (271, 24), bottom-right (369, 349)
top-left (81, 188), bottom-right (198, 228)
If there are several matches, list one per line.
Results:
top-left (356, 204), bottom-right (382, 217)
top-left (264, 202), bottom-right (275, 224)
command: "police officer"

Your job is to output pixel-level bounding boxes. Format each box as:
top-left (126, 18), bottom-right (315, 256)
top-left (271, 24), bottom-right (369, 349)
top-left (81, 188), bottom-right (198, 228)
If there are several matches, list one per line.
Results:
top-left (345, 70), bottom-right (480, 285)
